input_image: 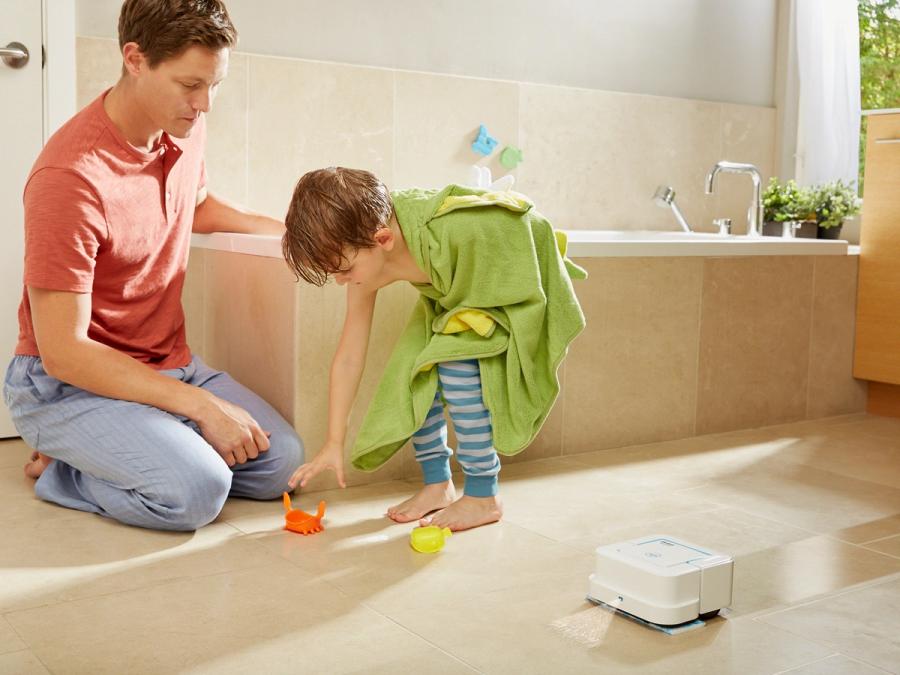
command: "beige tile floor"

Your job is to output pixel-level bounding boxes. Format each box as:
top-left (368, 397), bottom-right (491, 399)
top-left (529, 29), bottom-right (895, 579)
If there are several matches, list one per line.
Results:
top-left (1, 413), bottom-right (899, 674)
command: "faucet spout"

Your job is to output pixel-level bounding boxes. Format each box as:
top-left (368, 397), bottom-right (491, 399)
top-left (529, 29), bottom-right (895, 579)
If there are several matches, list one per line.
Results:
top-left (704, 161), bottom-right (763, 237)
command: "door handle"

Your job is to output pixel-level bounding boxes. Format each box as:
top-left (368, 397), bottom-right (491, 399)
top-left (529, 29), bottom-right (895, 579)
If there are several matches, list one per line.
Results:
top-left (0, 42), bottom-right (29, 69)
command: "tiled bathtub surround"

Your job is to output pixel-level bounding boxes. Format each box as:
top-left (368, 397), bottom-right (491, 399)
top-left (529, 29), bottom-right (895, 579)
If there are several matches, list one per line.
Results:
top-left (183, 250), bottom-right (866, 490)
top-left (80, 38), bottom-right (862, 490)
top-left (76, 37), bottom-right (775, 233)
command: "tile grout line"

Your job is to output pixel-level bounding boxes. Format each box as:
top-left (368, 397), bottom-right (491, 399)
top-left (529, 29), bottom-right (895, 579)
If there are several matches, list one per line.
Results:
top-left (753, 569), bottom-right (900, 623)
top-left (359, 601), bottom-right (486, 674)
top-left (763, 624), bottom-right (895, 675)
top-left (769, 653), bottom-right (842, 675)
top-left (0, 614), bottom-right (54, 673)
top-left (858, 531), bottom-right (900, 546)
top-left (0, 648), bottom-right (54, 674)
top-left (692, 257), bottom-right (705, 438)
top-left (804, 256), bottom-right (818, 420)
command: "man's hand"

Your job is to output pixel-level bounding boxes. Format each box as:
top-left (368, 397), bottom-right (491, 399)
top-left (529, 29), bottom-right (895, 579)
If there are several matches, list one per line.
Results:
top-left (194, 392), bottom-right (271, 467)
top-left (287, 441), bottom-right (346, 489)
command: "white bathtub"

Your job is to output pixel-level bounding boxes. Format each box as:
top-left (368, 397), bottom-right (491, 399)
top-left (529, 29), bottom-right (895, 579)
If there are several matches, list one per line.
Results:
top-left (562, 229), bottom-right (852, 258)
top-left (191, 229), bottom-right (855, 259)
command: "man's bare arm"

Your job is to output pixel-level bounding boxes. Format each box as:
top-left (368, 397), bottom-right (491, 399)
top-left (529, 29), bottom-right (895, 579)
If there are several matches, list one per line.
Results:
top-left (29, 287), bottom-right (270, 466)
top-left (192, 189), bottom-right (284, 235)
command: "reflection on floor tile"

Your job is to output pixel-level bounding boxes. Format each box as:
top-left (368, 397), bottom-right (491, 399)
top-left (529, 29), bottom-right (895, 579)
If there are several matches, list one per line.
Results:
top-left (0, 438), bottom-right (31, 469)
top-left (1, 414), bottom-right (899, 672)
top-left (778, 653), bottom-right (891, 674)
top-left (0, 616), bottom-right (26, 655)
top-left (0, 650), bottom-right (50, 675)
top-left (864, 534), bottom-right (900, 559)
top-left (758, 576), bottom-right (900, 673)
top-left (6, 560), bottom-right (477, 675)
top-left (0, 520), bottom-right (281, 612)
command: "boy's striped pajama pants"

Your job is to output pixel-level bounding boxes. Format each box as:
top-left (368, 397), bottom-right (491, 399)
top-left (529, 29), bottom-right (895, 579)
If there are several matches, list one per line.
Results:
top-left (411, 359), bottom-right (500, 497)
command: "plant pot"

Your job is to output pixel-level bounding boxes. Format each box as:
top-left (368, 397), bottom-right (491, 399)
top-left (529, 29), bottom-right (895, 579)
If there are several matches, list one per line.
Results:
top-left (817, 224), bottom-right (843, 240)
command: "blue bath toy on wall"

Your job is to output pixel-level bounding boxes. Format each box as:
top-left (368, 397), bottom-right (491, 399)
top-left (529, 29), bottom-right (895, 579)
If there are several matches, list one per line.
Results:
top-left (471, 124), bottom-right (499, 156)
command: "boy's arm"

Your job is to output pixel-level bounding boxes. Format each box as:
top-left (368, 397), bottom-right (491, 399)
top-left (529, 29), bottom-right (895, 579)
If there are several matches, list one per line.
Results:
top-left (288, 284), bottom-right (377, 488)
top-left (192, 189), bottom-right (285, 236)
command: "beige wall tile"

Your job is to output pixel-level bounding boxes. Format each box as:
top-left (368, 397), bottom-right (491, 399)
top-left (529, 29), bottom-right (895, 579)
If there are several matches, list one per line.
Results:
top-left (205, 53), bottom-right (248, 204)
top-left (293, 281), bottom-right (420, 488)
top-left (76, 39), bottom-right (249, 206)
top-left (247, 56), bottom-right (394, 219)
top-left (507, 359), bottom-right (566, 464)
top-left (707, 103), bottom-right (777, 235)
top-left (75, 37), bottom-right (119, 111)
top-left (203, 251), bottom-right (295, 423)
top-left (397, 359), bottom-right (566, 480)
top-left (697, 256), bottom-right (815, 434)
top-left (807, 256), bottom-right (867, 418)
top-left (393, 71), bottom-right (519, 190)
top-left (563, 257), bottom-right (703, 454)
top-left (199, 251), bottom-right (233, 373)
top-left (182, 247), bottom-right (205, 359)
top-left (517, 85), bottom-right (721, 232)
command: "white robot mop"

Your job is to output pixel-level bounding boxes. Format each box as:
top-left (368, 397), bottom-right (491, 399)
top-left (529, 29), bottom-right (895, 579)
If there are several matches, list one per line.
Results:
top-left (587, 534), bottom-right (734, 634)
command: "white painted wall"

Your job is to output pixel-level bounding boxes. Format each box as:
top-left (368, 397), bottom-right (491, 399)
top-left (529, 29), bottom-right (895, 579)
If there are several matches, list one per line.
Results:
top-left (76, 0), bottom-right (778, 107)
top-left (45, 0), bottom-right (77, 137)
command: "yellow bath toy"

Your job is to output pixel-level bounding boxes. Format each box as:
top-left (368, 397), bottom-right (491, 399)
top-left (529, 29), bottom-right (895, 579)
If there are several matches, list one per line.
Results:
top-left (410, 525), bottom-right (452, 553)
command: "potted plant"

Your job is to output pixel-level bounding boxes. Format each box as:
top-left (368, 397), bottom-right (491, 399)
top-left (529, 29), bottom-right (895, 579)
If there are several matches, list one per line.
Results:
top-left (762, 178), bottom-right (816, 238)
top-left (811, 180), bottom-right (862, 240)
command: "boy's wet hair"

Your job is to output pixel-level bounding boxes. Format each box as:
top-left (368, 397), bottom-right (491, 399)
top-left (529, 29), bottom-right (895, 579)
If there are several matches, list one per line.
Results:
top-left (118, 0), bottom-right (237, 68)
top-left (283, 167), bottom-right (393, 286)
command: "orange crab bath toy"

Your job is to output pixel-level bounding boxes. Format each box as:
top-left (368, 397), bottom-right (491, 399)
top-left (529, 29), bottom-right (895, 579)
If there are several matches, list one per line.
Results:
top-left (282, 492), bottom-right (326, 535)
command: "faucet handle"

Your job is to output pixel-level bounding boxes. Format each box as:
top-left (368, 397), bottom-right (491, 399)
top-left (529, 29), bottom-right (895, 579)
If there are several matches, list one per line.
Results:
top-left (713, 218), bottom-right (732, 235)
top-left (781, 220), bottom-right (803, 238)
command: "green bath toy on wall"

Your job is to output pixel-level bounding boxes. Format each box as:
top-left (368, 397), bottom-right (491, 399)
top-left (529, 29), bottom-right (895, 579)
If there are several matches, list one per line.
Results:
top-left (500, 146), bottom-right (524, 169)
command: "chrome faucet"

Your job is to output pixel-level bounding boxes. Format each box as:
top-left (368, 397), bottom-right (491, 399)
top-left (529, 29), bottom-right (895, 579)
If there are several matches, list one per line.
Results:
top-left (704, 161), bottom-right (763, 237)
top-left (652, 185), bottom-right (692, 233)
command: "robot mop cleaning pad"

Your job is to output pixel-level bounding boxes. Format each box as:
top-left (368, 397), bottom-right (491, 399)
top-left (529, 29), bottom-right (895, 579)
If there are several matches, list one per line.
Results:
top-left (587, 534), bottom-right (733, 633)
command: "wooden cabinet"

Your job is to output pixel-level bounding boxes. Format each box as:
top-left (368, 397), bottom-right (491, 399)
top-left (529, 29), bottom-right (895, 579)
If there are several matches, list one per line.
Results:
top-left (854, 111), bottom-right (900, 413)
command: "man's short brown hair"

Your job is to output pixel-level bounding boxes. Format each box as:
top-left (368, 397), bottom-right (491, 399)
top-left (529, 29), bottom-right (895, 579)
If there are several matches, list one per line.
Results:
top-left (118, 0), bottom-right (237, 67)
top-left (283, 168), bottom-right (393, 286)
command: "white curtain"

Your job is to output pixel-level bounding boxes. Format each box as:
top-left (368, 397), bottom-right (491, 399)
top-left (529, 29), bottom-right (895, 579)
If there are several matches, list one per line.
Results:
top-left (791, 0), bottom-right (861, 186)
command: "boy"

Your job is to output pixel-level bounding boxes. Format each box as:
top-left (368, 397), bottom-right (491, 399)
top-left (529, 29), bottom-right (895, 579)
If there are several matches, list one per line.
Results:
top-left (285, 167), bottom-right (585, 531)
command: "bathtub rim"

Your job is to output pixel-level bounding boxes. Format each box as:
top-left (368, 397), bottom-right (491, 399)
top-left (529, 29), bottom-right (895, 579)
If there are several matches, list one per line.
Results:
top-left (190, 230), bottom-right (858, 259)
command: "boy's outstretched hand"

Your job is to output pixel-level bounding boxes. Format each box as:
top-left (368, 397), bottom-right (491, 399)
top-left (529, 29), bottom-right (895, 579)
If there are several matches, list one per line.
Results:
top-left (287, 441), bottom-right (347, 489)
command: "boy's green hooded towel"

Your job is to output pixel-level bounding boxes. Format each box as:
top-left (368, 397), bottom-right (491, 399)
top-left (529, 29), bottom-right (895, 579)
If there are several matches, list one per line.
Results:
top-left (350, 184), bottom-right (587, 471)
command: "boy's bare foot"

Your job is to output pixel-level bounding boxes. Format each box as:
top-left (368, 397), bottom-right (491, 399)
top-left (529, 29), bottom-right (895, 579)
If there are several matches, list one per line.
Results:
top-left (419, 494), bottom-right (503, 532)
top-left (24, 451), bottom-right (52, 480)
top-left (387, 481), bottom-right (456, 523)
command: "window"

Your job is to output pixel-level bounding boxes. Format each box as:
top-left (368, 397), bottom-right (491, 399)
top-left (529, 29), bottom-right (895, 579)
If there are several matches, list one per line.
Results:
top-left (859, 0), bottom-right (900, 193)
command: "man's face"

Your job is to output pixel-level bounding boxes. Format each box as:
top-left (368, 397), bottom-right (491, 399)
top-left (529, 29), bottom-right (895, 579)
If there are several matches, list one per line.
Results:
top-left (134, 45), bottom-right (229, 139)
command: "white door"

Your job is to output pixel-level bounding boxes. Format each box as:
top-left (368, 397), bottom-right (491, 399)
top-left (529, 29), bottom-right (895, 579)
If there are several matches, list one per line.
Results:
top-left (1, 2), bottom-right (43, 437)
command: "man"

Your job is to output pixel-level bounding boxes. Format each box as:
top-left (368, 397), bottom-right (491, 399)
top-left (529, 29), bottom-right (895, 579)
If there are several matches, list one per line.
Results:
top-left (3, 0), bottom-right (303, 531)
